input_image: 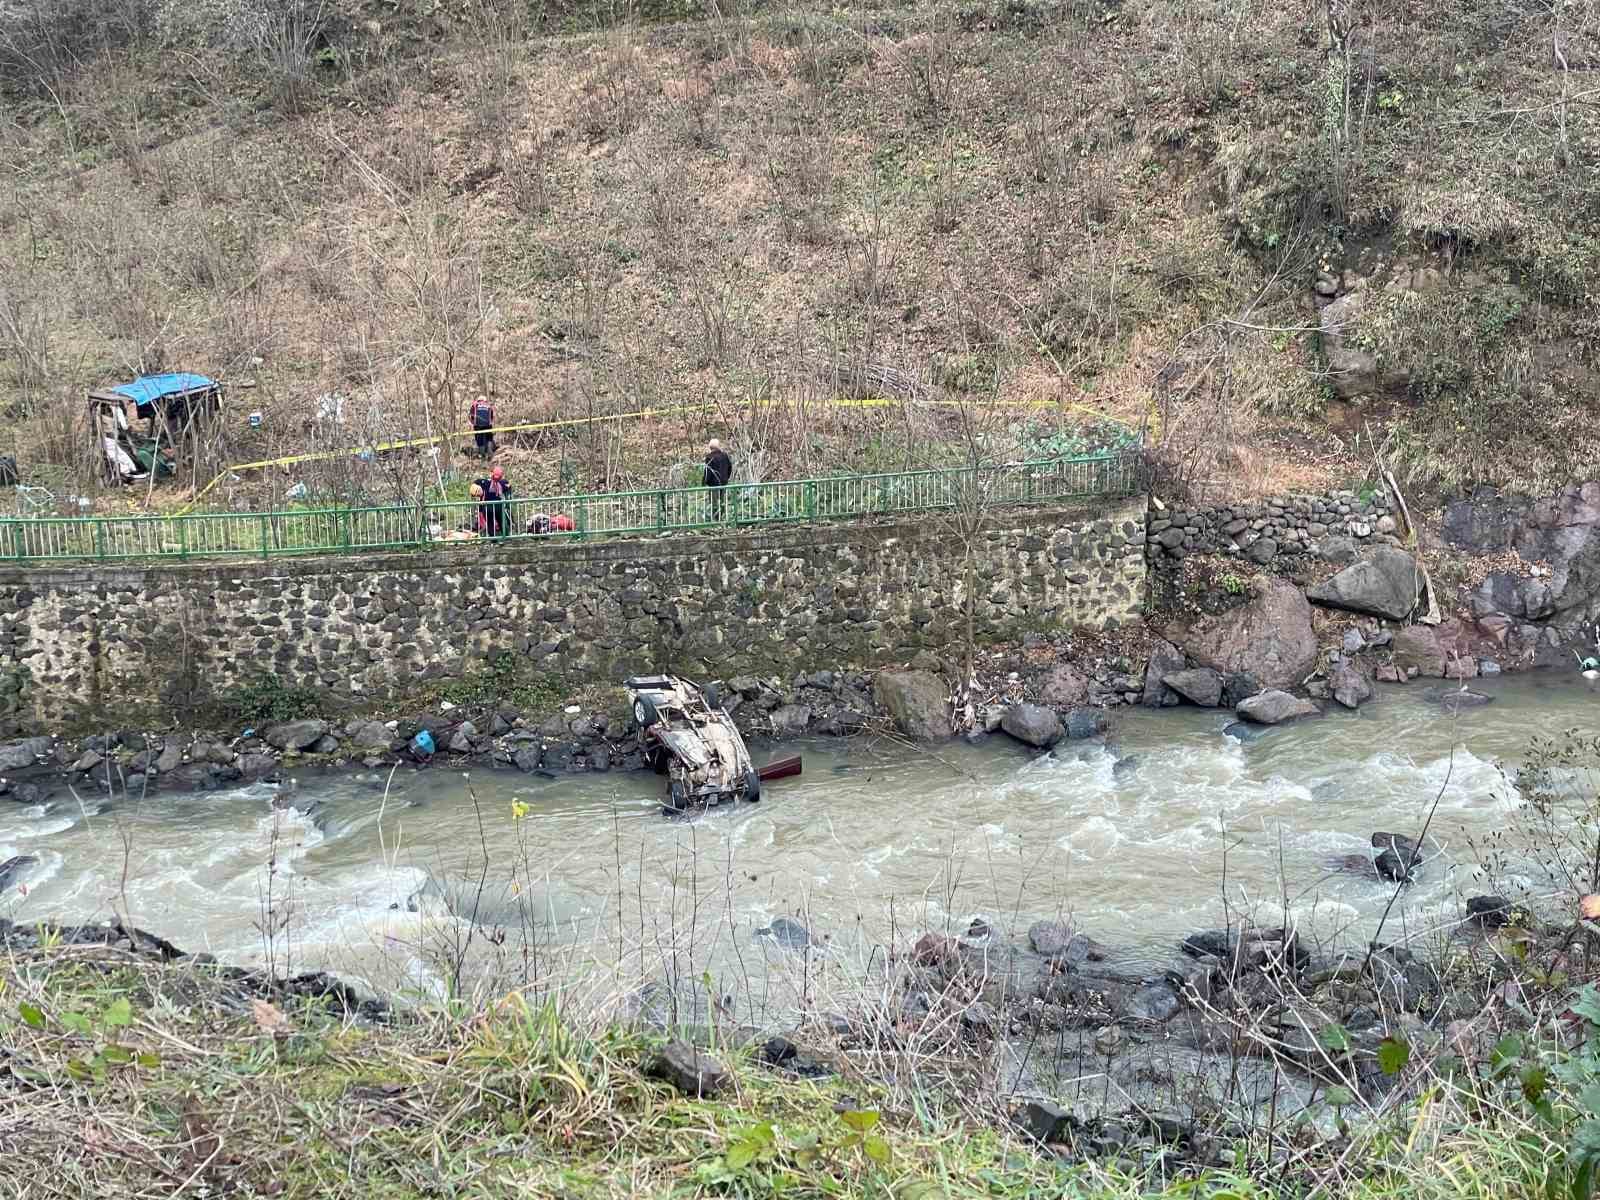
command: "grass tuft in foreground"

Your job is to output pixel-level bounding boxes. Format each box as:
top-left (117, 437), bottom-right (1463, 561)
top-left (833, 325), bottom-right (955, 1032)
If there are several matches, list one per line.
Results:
top-left (1, 937), bottom-right (1595, 1200)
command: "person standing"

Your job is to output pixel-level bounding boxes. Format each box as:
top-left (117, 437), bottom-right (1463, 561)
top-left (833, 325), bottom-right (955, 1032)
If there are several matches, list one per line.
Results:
top-left (469, 394), bottom-right (496, 459)
top-left (703, 438), bottom-right (733, 521)
top-left (475, 465), bottom-right (513, 537)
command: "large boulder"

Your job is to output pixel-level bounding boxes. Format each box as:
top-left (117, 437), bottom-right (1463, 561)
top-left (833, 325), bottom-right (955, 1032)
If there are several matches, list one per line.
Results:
top-left (154, 739), bottom-right (184, 774)
top-left (1001, 704), bottom-right (1063, 749)
top-left (1141, 638), bottom-right (1185, 707)
top-left (350, 721), bottom-right (392, 750)
top-left (1307, 548), bottom-right (1423, 621)
top-left (1163, 668), bottom-right (1222, 707)
top-left (768, 704), bottom-right (812, 739)
top-left (1393, 623), bottom-right (1479, 679)
top-left (1235, 690), bottom-right (1319, 725)
top-left (1167, 578), bottom-right (1317, 691)
top-left (1453, 482), bottom-right (1600, 632)
top-left (263, 719), bottom-right (330, 751)
top-left (0, 737), bottom-right (51, 771)
top-left (873, 670), bottom-right (950, 741)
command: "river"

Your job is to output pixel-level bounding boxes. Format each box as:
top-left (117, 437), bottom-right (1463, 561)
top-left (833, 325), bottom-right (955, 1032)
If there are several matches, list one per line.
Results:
top-left (2, 671), bottom-right (1593, 1013)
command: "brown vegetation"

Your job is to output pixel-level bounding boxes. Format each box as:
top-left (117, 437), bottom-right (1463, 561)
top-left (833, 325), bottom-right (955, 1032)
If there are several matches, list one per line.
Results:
top-left (0, 0), bottom-right (1596, 513)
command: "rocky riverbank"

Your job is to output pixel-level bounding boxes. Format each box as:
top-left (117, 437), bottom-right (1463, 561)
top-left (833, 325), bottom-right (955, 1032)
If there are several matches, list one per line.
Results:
top-left (0, 856), bottom-right (1560, 1180)
top-left (2, 476), bottom-right (1595, 807)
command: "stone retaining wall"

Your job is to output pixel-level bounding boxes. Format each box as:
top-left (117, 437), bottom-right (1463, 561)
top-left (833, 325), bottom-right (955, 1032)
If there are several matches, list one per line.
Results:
top-left (0, 499), bottom-right (1147, 731)
top-left (1146, 489), bottom-right (1398, 569)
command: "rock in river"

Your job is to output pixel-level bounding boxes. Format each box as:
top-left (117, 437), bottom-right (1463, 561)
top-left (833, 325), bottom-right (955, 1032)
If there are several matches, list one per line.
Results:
top-left (0, 854), bottom-right (37, 894)
top-left (1141, 638), bottom-right (1185, 707)
top-left (263, 719), bottom-right (330, 751)
top-left (1235, 690), bottom-right (1319, 725)
top-left (1063, 708), bottom-right (1109, 740)
top-left (872, 670), bottom-right (950, 741)
top-left (1329, 661), bottom-right (1374, 709)
top-left (1307, 548), bottom-right (1423, 621)
top-left (1001, 703), bottom-right (1063, 748)
top-left (350, 721), bottom-right (391, 750)
top-left (757, 916), bottom-right (812, 949)
top-left (1028, 919), bottom-right (1090, 963)
top-left (1163, 668), bottom-right (1223, 708)
top-left (1423, 686), bottom-right (1494, 711)
top-left (1124, 980), bottom-right (1182, 1023)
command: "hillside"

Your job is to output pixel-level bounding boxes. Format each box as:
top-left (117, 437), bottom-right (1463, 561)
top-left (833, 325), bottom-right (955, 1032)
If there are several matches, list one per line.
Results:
top-left (1, 0), bottom-right (1597, 514)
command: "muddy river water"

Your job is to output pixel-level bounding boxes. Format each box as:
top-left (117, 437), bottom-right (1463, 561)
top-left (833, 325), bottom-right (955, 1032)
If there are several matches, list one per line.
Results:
top-left (1, 672), bottom-right (1593, 1012)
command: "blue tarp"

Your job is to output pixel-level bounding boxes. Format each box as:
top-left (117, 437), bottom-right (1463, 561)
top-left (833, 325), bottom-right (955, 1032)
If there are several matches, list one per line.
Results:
top-left (111, 373), bottom-right (219, 407)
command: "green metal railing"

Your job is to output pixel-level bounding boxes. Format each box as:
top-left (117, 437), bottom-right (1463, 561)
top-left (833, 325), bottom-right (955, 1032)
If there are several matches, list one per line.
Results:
top-left (2, 451), bottom-right (1142, 565)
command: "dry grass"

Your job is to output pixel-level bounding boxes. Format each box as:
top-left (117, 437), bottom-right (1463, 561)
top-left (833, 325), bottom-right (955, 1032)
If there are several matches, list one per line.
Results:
top-left (0, 0), bottom-right (1594, 513)
top-left (0, 939), bottom-right (1181, 1199)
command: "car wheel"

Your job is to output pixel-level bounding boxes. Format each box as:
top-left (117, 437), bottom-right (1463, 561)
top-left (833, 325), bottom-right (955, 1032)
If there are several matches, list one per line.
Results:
top-left (633, 696), bottom-right (660, 729)
top-left (669, 779), bottom-right (688, 809)
top-left (743, 767), bottom-right (761, 803)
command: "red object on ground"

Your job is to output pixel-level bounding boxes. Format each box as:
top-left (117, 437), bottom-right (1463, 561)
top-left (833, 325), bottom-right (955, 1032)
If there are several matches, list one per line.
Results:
top-left (552, 514), bottom-right (575, 532)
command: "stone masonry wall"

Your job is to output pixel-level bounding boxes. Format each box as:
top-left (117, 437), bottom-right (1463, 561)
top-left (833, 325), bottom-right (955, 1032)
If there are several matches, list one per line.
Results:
top-left (0, 499), bottom-right (1146, 731)
top-left (1146, 489), bottom-right (1400, 571)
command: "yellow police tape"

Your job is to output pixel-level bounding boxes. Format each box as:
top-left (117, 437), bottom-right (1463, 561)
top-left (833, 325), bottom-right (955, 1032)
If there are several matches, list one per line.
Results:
top-left (177, 395), bottom-right (1144, 513)
top-left (178, 403), bottom-right (709, 512)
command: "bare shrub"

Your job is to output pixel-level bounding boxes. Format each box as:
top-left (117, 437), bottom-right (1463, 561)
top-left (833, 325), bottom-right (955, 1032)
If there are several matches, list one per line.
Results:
top-left (780, 13), bottom-right (872, 91)
top-left (626, 142), bottom-right (690, 270)
top-left (0, 0), bottom-right (152, 100)
top-left (927, 135), bottom-right (964, 234)
top-left (383, 121), bottom-right (437, 198)
top-left (664, 68), bottom-right (720, 151)
top-left (579, 34), bottom-right (649, 143)
top-left (1156, 0), bottom-right (1246, 112)
top-left (895, 27), bottom-right (960, 120)
top-left (248, 0), bottom-right (330, 115)
top-left (466, 0), bottom-right (525, 137)
top-left (842, 197), bottom-right (898, 308)
top-left (558, 244), bottom-right (619, 344)
top-left (685, 263), bottom-right (743, 368)
top-left (1022, 231), bottom-right (1135, 380)
top-left (502, 131), bottom-right (554, 218)
top-left (765, 129), bottom-right (835, 244)
top-left (0, 290), bottom-right (51, 416)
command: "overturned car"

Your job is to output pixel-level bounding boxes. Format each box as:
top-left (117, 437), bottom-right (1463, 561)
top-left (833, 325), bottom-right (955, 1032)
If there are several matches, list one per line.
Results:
top-left (627, 675), bottom-right (760, 810)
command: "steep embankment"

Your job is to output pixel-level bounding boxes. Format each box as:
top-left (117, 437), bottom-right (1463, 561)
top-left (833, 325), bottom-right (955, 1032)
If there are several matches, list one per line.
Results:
top-left (2, 0), bottom-right (1596, 508)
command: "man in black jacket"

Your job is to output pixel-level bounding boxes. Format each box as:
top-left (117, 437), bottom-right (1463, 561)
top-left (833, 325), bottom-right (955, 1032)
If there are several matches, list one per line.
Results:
top-left (703, 439), bottom-right (733, 520)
